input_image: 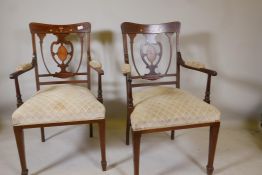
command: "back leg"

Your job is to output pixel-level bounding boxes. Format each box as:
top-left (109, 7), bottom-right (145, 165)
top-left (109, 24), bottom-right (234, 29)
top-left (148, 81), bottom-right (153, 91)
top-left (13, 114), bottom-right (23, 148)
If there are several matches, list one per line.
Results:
top-left (89, 124), bottom-right (93, 138)
top-left (171, 130), bottom-right (175, 140)
top-left (41, 127), bottom-right (45, 142)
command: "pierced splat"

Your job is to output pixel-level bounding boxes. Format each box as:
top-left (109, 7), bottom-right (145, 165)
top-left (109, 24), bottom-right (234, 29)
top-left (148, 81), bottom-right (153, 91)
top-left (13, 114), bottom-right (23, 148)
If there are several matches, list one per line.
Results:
top-left (140, 34), bottom-right (163, 80)
top-left (37, 32), bottom-right (86, 79)
top-left (50, 34), bottom-right (74, 78)
top-left (29, 22), bottom-right (91, 90)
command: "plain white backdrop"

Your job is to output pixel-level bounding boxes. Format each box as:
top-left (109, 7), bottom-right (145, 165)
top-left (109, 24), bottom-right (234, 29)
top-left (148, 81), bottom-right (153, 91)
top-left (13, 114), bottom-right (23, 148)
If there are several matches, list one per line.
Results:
top-left (0, 0), bottom-right (261, 123)
top-left (0, 1), bottom-right (262, 175)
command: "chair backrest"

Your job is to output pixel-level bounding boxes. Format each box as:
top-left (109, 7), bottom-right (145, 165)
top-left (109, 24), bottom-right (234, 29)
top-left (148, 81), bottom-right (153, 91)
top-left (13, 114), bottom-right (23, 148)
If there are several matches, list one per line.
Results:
top-left (29, 22), bottom-right (91, 90)
top-left (121, 22), bottom-right (181, 88)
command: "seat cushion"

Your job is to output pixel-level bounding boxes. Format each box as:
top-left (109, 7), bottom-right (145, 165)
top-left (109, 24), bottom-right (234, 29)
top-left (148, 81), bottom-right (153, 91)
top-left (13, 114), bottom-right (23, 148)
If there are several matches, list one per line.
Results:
top-left (12, 85), bottom-right (105, 126)
top-left (131, 86), bottom-right (220, 131)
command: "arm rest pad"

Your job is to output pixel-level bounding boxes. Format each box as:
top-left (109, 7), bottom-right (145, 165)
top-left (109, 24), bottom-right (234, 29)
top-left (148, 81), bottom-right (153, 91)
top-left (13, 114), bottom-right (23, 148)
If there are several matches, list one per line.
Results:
top-left (184, 60), bottom-right (205, 69)
top-left (16, 63), bottom-right (33, 72)
top-left (89, 60), bottom-right (102, 69)
top-left (121, 64), bottom-right (131, 74)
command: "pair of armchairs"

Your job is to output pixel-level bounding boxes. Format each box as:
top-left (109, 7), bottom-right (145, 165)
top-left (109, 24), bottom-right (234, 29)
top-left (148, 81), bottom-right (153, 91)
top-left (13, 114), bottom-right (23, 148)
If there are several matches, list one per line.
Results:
top-left (10, 22), bottom-right (220, 175)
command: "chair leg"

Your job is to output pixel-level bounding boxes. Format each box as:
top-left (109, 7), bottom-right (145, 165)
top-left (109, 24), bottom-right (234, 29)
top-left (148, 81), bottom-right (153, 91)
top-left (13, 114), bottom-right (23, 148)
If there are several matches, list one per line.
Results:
top-left (13, 126), bottom-right (28, 175)
top-left (171, 130), bottom-right (175, 140)
top-left (126, 115), bottom-right (131, 145)
top-left (206, 122), bottom-right (220, 175)
top-left (98, 120), bottom-right (107, 171)
top-left (132, 131), bottom-right (141, 175)
top-left (89, 124), bottom-right (93, 138)
top-left (40, 127), bottom-right (45, 142)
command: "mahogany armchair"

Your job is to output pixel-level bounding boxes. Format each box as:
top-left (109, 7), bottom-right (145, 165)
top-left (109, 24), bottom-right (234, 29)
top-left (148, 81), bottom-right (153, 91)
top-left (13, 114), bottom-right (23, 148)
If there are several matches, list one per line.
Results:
top-left (121, 22), bottom-right (220, 175)
top-left (10, 22), bottom-right (107, 175)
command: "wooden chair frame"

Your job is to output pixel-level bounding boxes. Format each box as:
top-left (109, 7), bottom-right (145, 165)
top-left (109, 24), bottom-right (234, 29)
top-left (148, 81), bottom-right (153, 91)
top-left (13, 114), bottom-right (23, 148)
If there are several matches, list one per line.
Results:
top-left (121, 22), bottom-right (220, 175)
top-left (10, 22), bottom-right (106, 175)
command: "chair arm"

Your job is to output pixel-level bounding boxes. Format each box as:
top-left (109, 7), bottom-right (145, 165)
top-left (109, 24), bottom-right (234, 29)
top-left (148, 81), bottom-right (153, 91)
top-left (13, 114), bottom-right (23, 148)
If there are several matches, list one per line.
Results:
top-left (9, 58), bottom-right (36, 107)
top-left (182, 63), bottom-right (217, 76)
top-left (178, 52), bottom-right (217, 103)
top-left (9, 59), bottom-right (35, 79)
top-left (89, 60), bottom-right (104, 75)
top-left (178, 53), bottom-right (217, 76)
top-left (121, 63), bottom-right (131, 75)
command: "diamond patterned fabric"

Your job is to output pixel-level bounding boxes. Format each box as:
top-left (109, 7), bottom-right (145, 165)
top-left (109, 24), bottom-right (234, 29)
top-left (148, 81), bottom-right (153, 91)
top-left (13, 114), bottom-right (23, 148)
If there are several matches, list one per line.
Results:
top-left (131, 86), bottom-right (220, 131)
top-left (89, 60), bottom-right (102, 69)
top-left (12, 85), bottom-right (105, 126)
top-left (184, 60), bottom-right (205, 69)
top-left (16, 63), bottom-right (33, 71)
top-left (121, 64), bottom-right (131, 74)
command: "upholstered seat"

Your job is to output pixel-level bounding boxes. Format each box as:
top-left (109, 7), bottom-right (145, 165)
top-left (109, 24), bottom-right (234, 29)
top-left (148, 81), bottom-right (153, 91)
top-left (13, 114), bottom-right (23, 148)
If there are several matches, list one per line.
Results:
top-left (12, 84), bottom-right (105, 126)
top-left (131, 86), bottom-right (220, 131)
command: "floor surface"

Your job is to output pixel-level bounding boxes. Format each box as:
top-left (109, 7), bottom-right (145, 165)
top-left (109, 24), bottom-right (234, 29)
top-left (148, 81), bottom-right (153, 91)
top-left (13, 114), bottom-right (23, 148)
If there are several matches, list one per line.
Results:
top-left (0, 117), bottom-right (261, 175)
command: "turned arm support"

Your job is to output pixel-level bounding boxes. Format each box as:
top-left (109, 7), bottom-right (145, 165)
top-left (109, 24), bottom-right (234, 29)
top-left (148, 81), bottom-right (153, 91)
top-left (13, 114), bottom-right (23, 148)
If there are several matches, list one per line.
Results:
top-left (178, 52), bottom-right (217, 104)
top-left (9, 58), bottom-right (36, 107)
top-left (10, 58), bottom-right (36, 79)
top-left (121, 64), bottom-right (134, 112)
top-left (89, 59), bottom-right (104, 103)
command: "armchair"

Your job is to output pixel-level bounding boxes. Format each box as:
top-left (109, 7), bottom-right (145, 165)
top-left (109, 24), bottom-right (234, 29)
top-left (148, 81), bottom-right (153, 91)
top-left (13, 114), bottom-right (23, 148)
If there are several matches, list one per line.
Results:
top-left (121, 22), bottom-right (220, 175)
top-left (10, 22), bottom-right (107, 175)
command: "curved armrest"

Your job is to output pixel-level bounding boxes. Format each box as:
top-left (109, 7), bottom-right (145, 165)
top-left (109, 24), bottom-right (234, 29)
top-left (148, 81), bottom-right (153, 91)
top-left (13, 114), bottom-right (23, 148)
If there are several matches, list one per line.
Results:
top-left (182, 63), bottom-right (217, 76)
top-left (184, 60), bottom-right (205, 69)
top-left (178, 52), bottom-right (217, 103)
top-left (9, 58), bottom-right (36, 107)
top-left (89, 60), bottom-right (104, 75)
top-left (178, 53), bottom-right (217, 76)
top-left (121, 63), bottom-right (131, 75)
top-left (10, 59), bottom-right (35, 79)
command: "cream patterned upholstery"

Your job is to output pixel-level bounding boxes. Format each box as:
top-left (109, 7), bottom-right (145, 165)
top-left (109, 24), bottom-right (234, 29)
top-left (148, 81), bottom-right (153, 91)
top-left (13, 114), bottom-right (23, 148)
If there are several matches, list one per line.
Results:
top-left (121, 64), bottom-right (131, 74)
top-left (16, 63), bottom-right (33, 72)
top-left (89, 60), bottom-right (102, 69)
top-left (184, 60), bottom-right (205, 69)
top-left (12, 85), bottom-right (105, 126)
top-left (131, 86), bottom-right (220, 131)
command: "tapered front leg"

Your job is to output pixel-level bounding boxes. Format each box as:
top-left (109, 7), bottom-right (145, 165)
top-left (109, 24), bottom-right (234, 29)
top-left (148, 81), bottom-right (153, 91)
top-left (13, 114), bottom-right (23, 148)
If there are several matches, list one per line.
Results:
top-left (132, 131), bottom-right (141, 175)
top-left (14, 126), bottom-right (28, 175)
top-left (206, 122), bottom-right (220, 175)
top-left (98, 120), bottom-right (107, 171)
